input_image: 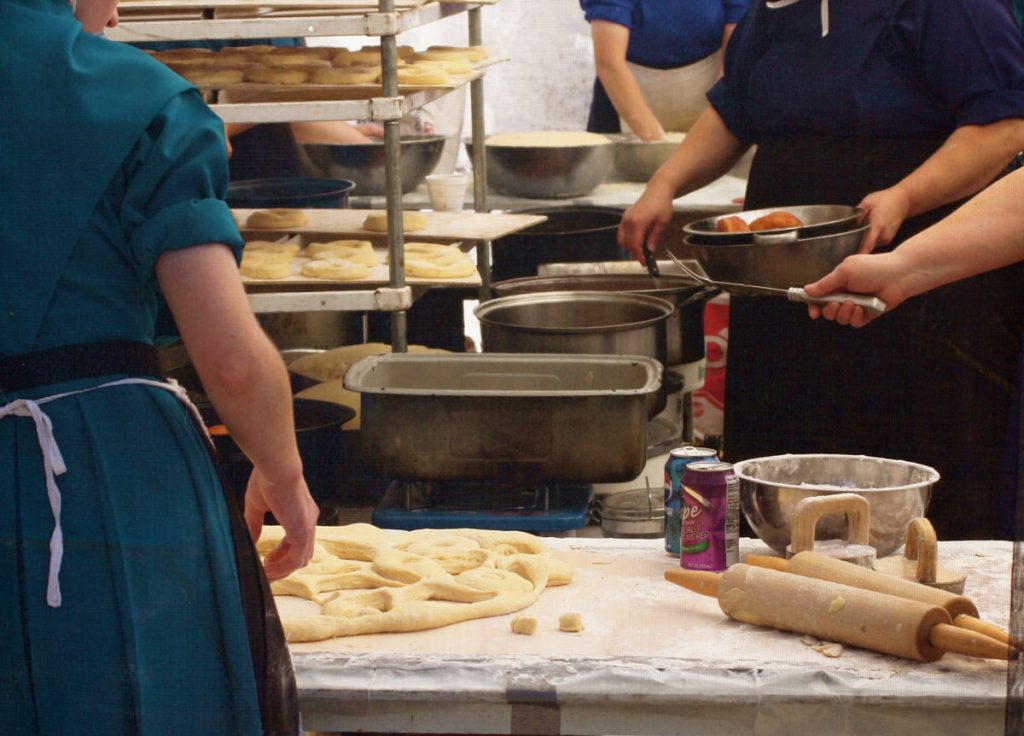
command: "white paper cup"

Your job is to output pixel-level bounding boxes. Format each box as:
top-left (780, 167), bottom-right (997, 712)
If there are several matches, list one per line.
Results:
top-left (425, 173), bottom-right (467, 212)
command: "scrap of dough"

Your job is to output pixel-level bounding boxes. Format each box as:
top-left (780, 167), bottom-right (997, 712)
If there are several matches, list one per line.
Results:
top-left (828, 595), bottom-right (847, 613)
top-left (511, 616), bottom-right (537, 635)
top-left (559, 612), bottom-right (584, 633)
top-left (362, 211), bottom-right (428, 233)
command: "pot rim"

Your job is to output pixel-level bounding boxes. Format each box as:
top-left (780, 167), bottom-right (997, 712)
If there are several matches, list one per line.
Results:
top-left (474, 291), bottom-right (675, 334)
top-left (733, 453), bottom-right (940, 493)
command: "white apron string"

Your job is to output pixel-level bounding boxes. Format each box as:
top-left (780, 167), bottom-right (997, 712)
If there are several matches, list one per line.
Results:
top-left (0, 376), bottom-right (210, 608)
top-left (766, 0), bottom-right (829, 37)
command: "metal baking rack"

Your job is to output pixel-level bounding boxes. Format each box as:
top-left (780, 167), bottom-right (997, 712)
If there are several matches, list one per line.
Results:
top-left (108, 1), bottom-right (496, 351)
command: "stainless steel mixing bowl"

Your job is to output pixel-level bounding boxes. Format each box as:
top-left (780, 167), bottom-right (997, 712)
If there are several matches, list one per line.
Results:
top-left (685, 224), bottom-right (868, 289)
top-left (297, 134), bottom-right (446, 196)
top-left (614, 135), bottom-right (681, 182)
top-left (465, 139), bottom-right (615, 199)
top-left (734, 454), bottom-right (939, 557)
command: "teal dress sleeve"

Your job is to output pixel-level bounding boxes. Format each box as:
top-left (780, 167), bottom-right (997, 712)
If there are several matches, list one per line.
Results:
top-left (120, 89), bottom-right (245, 287)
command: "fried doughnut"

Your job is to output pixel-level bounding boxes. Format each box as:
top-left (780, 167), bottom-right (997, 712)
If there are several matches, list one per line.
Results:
top-left (415, 49), bottom-right (472, 62)
top-left (240, 253), bottom-right (294, 280)
top-left (246, 209), bottom-right (309, 229)
top-left (305, 240), bottom-right (380, 267)
top-left (715, 215), bottom-right (750, 233)
top-left (180, 68), bottom-right (244, 88)
top-left (362, 211), bottom-right (428, 233)
top-left (301, 258), bottom-right (369, 281)
top-left (245, 240), bottom-right (301, 256)
top-left (396, 67), bottom-right (450, 86)
top-left (411, 59), bottom-right (473, 75)
top-left (309, 67), bottom-right (378, 85)
top-left (748, 211), bottom-right (804, 231)
top-left (404, 256), bottom-right (476, 279)
top-left (244, 67), bottom-right (309, 85)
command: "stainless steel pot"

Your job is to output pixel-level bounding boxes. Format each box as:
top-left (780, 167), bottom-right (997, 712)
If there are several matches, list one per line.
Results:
top-left (474, 291), bottom-right (674, 415)
top-left (491, 275), bottom-right (716, 366)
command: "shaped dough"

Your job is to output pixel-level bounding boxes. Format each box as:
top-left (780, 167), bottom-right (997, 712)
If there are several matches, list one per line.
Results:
top-left (362, 211), bottom-right (428, 233)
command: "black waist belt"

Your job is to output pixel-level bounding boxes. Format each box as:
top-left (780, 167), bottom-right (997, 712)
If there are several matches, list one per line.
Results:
top-left (0, 340), bottom-right (162, 394)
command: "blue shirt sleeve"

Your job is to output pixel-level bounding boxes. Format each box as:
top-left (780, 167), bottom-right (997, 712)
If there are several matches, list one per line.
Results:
top-left (722, 0), bottom-right (749, 25)
top-left (891, 0), bottom-right (1024, 127)
top-left (120, 90), bottom-right (244, 285)
top-left (581, 0), bottom-right (635, 29)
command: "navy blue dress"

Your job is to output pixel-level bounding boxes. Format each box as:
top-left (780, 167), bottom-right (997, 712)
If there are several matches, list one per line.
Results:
top-left (707, 0), bottom-right (1024, 540)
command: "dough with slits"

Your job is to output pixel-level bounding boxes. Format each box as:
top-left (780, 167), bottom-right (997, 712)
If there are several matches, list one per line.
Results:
top-left (258, 524), bottom-right (572, 641)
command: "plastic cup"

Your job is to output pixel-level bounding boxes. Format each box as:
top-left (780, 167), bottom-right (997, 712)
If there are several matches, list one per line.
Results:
top-left (425, 173), bottom-right (468, 212)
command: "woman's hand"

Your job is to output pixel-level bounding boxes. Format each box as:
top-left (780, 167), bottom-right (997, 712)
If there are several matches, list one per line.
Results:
top-left (618, 180), bottom-right (676, 263)
top-left (803, 251), bottom-right (912, 327)
top-left (857, 186), bottom-right (910, 254)
top-left (244, 468), bottom-right (319, 581)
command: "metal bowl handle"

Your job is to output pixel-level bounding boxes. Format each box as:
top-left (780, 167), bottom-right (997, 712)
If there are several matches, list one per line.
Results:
top-left (752, 230), bottom-right (800, 246)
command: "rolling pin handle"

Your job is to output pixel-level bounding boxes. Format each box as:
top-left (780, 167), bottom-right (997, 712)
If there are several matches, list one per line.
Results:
top-left (664, 568), bottom-right (721, 598)
top-left (930, 623), bottom-right (1018, 661)
top-left (904, 518), bottom-right (938, 585)
top-left (953, 613), bottom-right (1015, 647)
top-left (744, 554), bottom-right (790, 572)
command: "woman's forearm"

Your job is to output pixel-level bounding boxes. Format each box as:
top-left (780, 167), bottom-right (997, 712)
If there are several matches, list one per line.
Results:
top-left (591, 20), bottom-right (665, 140)
top-left (156, 245), bottom-right (303, 485)
top-left (647, 106), bottom-right (748, 196)
top-left (893, 119), bottom-right (1024, 219)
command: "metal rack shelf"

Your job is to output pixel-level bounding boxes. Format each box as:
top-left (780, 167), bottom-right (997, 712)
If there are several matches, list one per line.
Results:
top-left (107, 3), bottom-right (475, 43)
top-left (109, 1), bottom-right (493, 351)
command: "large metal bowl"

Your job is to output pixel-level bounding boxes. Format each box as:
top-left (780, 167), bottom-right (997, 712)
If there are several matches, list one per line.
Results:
top-left (687, 224), bottom-right (868, 290)
top-left (466, 139), bottom-right (615, 199)
top-left (297, 134), bottom-right (446, 196)
top-left (734, 454), bottom-right (939, 557)
top-left (683, 204), bottom-right (864, 245)
top-left (614, 134), bottom-right (682, 182)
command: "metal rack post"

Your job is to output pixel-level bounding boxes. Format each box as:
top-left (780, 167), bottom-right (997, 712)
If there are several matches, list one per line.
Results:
top-left (468, 6), bottom-right (492, 301)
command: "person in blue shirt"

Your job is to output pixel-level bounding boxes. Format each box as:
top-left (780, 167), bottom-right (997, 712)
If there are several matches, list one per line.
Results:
top-left (581, 0), bottom-right (750, 139)
top-left (619, 0), bottom-right (1024, 541)
top-left (1, 1), bottom-right (318, 733)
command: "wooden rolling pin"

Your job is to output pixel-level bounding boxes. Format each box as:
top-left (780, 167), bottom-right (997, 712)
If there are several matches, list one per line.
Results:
top-left (745, 551), bottom-right (1012, 645)
top-left (665, 564), bottom-right (1015, 662)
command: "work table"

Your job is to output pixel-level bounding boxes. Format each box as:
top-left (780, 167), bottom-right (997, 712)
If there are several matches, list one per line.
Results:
top-left (292, 537), bottom-right (1012, 736)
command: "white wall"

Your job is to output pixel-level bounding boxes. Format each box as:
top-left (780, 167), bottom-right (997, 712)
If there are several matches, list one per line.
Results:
top-left (325, 0), bottom-right (597, 135)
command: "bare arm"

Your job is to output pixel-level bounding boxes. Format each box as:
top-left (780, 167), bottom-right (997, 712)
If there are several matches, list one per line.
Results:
top-left (618, 106), bottom-right (749, 260)
top-left (805, 167), bottom-right (1024, 327)
top-left (859, 119), bottom-right (1024, 252)
top-left (591, 19), bottom-right (665, 141)
top-left (156, 244), bottom-right (318, 579)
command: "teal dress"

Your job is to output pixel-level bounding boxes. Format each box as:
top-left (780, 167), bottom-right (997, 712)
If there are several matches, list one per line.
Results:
top-left (0, 2), bottom-right (286, 734)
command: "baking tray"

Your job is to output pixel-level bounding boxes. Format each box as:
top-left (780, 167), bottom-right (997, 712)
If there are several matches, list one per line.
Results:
top-left (344, 352), bottom-right (662, 483)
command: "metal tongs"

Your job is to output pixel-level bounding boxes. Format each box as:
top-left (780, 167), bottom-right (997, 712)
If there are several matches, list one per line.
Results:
top-left (666, 252), bottom-right (886, 316)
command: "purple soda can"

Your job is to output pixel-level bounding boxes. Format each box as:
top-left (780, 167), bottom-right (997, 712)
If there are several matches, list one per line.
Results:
top-left (680, 461), bottom-right (739, 571)
top-left (664, 446), bottom-right (718, 555)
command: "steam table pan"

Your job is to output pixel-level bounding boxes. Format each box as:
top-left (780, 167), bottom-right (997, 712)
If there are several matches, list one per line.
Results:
top-left (344, 352), bottom-right (662, 484)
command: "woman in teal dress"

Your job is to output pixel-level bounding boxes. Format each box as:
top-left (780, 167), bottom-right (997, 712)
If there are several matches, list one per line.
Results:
top-left (0, 1), bottom-right (318, 734)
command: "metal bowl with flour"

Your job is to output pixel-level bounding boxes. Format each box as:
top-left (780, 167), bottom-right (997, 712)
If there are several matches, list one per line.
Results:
top-left (734, 454), bottom-right (939, 557)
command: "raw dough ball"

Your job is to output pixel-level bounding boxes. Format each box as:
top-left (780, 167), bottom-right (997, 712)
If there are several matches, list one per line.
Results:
top-left (510, 616), bottom-right (537, 636)
top-left (301, 258), bottom-right (369, 281)
top-left (246, 209), bottom-right (309, 229)
top-left (486, 131), bottom-right (611, 148)
top-left (362, 211), bottom-right (428, 233)
top-left (558, 612), bottom-right (584, 633)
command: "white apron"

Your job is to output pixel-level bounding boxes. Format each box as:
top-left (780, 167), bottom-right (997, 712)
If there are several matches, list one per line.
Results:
top-left (621, 50), bottom-right (721, 134)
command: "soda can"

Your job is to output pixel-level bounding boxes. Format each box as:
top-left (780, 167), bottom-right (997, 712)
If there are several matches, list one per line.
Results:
top-left (680, 461), bottom-right (739, 571)
top-left (663, 446), bottom-right (718, 555)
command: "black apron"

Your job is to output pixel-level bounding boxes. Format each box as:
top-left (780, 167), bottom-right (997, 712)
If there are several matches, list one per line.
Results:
top-left (726, 134), bottom-right (1024, 541)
